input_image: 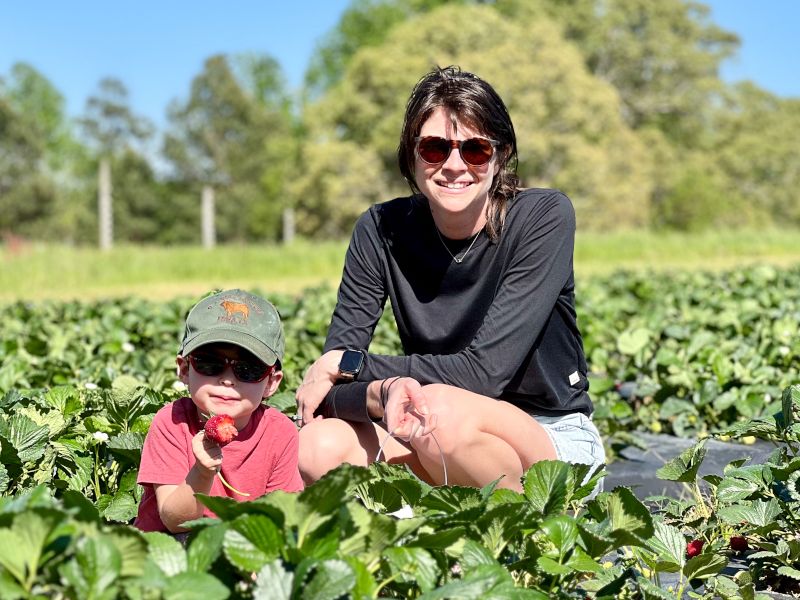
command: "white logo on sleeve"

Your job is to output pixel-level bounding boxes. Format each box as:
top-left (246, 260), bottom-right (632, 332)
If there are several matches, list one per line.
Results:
top-left (569, 371), bottom-right (580, 386)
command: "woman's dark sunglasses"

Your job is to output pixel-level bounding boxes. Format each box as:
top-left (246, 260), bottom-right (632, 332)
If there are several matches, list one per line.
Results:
top-left (189, 352), bottom-right (273, 383)
top-left (415, 136), bottom-right (499, 167)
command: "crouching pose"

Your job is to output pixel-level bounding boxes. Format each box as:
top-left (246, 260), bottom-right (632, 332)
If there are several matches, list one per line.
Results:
top-left (295, 66), bottom-right (604, 493)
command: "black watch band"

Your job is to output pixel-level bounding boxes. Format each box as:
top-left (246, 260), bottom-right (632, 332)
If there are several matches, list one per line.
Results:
top-left (337, 348), bottom-right (365, 381)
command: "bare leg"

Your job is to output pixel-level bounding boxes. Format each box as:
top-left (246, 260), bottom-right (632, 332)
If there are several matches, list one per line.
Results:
top-left (298, 384), bottom-right (555, 492)
top-left (298, 417), bottom-right (433, 485)
top-left (409, 384), bottom-right (556, 491)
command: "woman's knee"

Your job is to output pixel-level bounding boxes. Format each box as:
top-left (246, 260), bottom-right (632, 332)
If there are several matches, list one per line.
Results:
top-left (298, 419), bottom-right (364, 479)
top-left (417, 384), bottom-right (480, 454)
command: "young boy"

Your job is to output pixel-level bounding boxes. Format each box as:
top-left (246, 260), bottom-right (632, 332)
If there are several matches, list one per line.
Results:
top-left (134, 289), bottom-right (303, 533)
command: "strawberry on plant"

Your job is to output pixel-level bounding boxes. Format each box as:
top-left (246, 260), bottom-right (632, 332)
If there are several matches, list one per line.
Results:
top-left (729, 536), bottom-right (748, 552)
top-left (204, 414), bottom-right (238, 445)
top-left (686, 539), bottom-right (704, 558)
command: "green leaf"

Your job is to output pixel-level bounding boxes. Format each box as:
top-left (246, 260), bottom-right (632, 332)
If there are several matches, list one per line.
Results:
top-left (646, 521), bottom-right (685, 569)
top-left (299, 463), bottom-right (371, 516)
top-left (409, 526), bottom-right (467, 551)
top-left (43, 386), bottom-right (82, 418)
top-left (163, 571), bottom-right (230, 600)
top-left (61, 490), bottom-right (101, 523)
top-left (634, 575), bottom-right (677, 599)
top-left (384, 547), bottom-right (439, 592)
top-left (143, 532), bottom-right (187, 576)
top-left (576, 521), bottom-right (615, 558)
top-left (781, 384), bottom-right (800, 430)
top-left (683, 552), bottom-right (727, 580)
top-left (656, 440), bottom-right (707, 482)
top-left (776, 565), bottom-right (800, 581)
top-left (716, 477), bottom-right (760, 503)
top-left (352, 479), bottom-right (403, 513)
top-left (0, 573), bottom-right (26, 599)
top-left (266, 390), bottom-right (296, 414)
top-left (102, 491), bottom-right (138, 523)
top-left (460, 539), bottom-right (496, 570)
top-left (540, 515), bottom-right (579, 559)
top-left (617, 328), bottom-right (651, 355)
top-left (195, 494), bottom-right (249, 520)
top-left (718, 499), bottom-right (782, 527)
top-left (59, 535), bottom-right (121, 600)
top-left (106, 431), bottom-right (145, 465)
top-left (418, 484), bottom-right (484, 514)
top-left (607, 487), bottom-right (654, 545)
top-left (187, 522), bottom-right (227, 572)
top-left (0, 413), bottom-right (50, 463)
top-left (565, 546), bottom-right (602, 573)
top-left (302, 559), bottom-right (356, 600)
top-left (107, 528), bottom-right (149, 579)
top-left (253, 559), bottom-right (293, 599)
top-left (537, 555), bottom-right (571, 575)
top-left (523, 460), bottom-right (570, 516)
top-left (478, 502), bottom-right (531, 557)
top-left (0, 463), bottom-right (9, 495)
top-left (223, 528), bottom-right (273, 573)
top-left (0, 510), bottom-right (62, 590)
top-left (230, 514), bottom-right (283, 557)
top-left (417, 563), bottom-right (546, 599)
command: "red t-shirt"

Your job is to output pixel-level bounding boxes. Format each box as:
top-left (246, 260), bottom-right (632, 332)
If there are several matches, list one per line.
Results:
top-left (134, 396), bottom-right (303, 532)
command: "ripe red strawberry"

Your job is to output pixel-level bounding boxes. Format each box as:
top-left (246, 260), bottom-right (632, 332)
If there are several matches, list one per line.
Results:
top-left (686, 539), bottom-right (704, 558)
top-left (204, 414), bottom-right (238, 445)
top-left (730, 536), bottom-right (748, 552)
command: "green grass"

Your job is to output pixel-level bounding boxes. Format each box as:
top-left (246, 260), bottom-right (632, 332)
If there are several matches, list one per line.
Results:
top-left (574, 228), bottom-right (800, 274)
top-left (2, 229), bottom-right (799, 302)
top-left (0, 240), bottom-right (348, 302)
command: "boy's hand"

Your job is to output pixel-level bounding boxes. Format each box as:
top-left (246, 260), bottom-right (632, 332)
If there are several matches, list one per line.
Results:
top-left (191, 431), bottom-right (223, 474)
top-left (295, 350), bottom-right (343, 426)
top-left (383, 378), bottom-right (437, 441)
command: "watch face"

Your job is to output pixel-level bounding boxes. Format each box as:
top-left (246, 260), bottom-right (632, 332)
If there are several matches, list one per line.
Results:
top-left (339, 350), bottom-right (364, 375)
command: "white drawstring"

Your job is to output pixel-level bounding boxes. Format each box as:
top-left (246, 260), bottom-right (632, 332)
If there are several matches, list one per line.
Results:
top-left (375, 420), bottom-right (448, 486)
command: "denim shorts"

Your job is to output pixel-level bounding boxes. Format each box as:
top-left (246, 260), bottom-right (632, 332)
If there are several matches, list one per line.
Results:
top-left (534, 412), bottom-right (606, 493)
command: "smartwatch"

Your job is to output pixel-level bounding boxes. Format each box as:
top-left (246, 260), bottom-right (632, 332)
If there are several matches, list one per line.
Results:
top-left (338, 349), bottom-right (365, 381)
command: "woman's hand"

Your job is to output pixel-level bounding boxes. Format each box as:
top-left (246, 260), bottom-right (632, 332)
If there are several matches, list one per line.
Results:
top-left (383, 377), bottom-right (437, 441)
top-left (295, 350), bottom-right (344, 426)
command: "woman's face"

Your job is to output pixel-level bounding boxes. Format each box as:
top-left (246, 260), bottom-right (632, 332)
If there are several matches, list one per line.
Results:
top-left (413, 106), bottom-right (500, 235)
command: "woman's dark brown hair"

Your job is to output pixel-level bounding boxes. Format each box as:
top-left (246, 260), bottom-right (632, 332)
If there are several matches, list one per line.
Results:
top-left (397, 66), bottom-right (519, 240)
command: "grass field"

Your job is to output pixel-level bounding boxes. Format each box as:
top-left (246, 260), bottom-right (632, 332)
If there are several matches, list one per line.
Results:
top-left (2, 229), bottom-right (799, 302)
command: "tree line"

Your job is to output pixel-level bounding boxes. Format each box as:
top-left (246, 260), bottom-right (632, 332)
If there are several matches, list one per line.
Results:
top-left (1, 0), bottom-right (799, 246)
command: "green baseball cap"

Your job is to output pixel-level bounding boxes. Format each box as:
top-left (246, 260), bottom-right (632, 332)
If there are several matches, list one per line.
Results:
top-left (179, 289), bottom-right (284, 366)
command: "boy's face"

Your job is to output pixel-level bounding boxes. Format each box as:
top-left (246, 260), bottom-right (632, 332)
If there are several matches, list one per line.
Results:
top-left (177, 343), bottom-right (282, 431)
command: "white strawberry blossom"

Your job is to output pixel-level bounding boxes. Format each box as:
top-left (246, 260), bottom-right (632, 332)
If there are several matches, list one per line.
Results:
top-left (93, 432), bottom-right (109, 442)
top-left (122, 342), bottom-right (135, 353)
top-left (84, 382), bottom-right (98, 390)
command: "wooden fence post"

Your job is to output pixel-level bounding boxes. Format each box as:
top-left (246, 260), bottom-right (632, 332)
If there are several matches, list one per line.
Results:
top-left (202, 185), bottom-right (216, 249)
top-left (282, 206), bottom-right (295, 245)
top-left (98, 158), bottom-right (113, 250)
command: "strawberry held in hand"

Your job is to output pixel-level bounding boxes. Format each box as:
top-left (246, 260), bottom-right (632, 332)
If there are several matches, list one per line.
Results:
top-left (202, 413), bottom-right (249, 497)
top-left (204, 414), bottom-right (238, 445)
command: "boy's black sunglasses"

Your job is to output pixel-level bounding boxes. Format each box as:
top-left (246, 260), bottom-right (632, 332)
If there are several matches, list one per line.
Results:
top-left (188, 352), bottom-right (273, 383)
top-left (414, 136), bottom-right (499, 167)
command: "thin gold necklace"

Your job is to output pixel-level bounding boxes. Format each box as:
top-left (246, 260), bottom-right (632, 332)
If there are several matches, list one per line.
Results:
top-left (435, 227), bottom-right (481, 264)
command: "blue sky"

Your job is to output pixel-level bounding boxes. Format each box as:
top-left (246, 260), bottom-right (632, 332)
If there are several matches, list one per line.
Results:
top-left (1, 0), bottom-right (798, 132)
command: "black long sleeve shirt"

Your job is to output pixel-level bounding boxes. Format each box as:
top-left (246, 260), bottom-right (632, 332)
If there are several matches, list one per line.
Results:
top-left (321, 188), bottom-right (592, 419)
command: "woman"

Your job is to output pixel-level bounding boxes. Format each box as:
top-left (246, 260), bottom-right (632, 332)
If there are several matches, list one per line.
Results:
top-left (295, 66), bottom-right (604, 492)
